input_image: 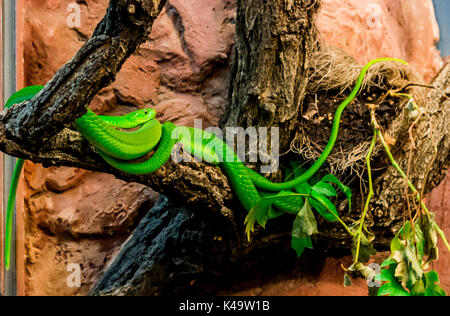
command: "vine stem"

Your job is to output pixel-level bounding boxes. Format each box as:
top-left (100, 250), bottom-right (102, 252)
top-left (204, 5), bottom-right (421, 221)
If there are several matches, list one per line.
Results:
top-left (353, 130), bottom-right (377, 263)
top-left (376, 129), bottom-right (450, 253)
top-left (336, 215), bottom-right (357, 237)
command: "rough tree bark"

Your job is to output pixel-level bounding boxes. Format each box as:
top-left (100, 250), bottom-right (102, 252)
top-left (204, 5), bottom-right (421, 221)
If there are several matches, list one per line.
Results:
top-left (365, 65), bottom-right (450, 246)
top-left (0, 0), bottom-right (449, 295)
top-left (220, 0), bottom-right (320, 153)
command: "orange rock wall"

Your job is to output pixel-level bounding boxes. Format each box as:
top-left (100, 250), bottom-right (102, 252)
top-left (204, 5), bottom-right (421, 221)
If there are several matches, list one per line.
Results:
top-left (17, 0), bottom-right (448, 296)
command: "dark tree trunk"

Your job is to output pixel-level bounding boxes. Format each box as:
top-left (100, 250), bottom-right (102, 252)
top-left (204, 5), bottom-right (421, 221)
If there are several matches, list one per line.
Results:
top-left (221, 0), bottom-right (320, 154)
top-left (89, 195), bottom-right (241, 296)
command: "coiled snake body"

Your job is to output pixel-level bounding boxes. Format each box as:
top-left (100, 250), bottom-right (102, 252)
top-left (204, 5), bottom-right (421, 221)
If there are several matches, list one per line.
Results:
top-left (3, 58), bottom-right (407, 269)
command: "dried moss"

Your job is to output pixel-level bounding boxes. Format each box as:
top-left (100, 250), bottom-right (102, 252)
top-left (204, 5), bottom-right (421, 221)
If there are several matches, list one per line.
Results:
top-left (291, 46), bottom-right (428, 180)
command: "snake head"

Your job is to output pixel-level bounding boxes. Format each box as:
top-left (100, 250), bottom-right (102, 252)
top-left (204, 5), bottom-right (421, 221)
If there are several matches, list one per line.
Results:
top-left (126, 108), bottom-right (157, 124)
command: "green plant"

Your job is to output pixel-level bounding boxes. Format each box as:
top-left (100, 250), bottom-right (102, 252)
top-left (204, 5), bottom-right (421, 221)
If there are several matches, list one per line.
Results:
top-left (376, 216), bottom-right (446, 296)
top-left (244, 87), bottom-right (450, 297)
top-left (245, 169), bottom-right (353, 257)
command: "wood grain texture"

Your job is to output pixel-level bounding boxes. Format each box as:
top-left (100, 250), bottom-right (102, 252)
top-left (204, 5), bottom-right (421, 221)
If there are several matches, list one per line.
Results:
top-left (221, 0), bottom-right (320, 153)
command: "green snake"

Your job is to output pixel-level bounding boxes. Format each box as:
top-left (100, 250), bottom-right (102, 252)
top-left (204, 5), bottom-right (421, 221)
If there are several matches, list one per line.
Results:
top-left (3, 58), bottom-right (407, 270)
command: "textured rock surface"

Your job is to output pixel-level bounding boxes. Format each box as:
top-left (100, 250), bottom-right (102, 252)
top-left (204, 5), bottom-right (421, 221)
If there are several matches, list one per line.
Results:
top-left (18, 0), bottom-right (448, 295)
top-left (22, 162), bottom-right (158, 295)
top-left (426, 172), bottom-right (450, 292)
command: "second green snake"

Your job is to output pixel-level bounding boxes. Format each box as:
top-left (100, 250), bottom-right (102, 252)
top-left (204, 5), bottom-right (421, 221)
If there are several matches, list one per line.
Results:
top-left (3, 58), bottom-right (407, 270)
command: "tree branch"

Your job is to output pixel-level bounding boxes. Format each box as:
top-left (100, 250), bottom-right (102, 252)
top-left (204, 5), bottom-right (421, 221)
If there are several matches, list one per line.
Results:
top-left (0, 126), bottom-right (234, 214)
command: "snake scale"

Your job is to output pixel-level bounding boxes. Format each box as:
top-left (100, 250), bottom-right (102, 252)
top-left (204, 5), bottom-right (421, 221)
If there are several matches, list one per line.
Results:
top-left (3, 58), bottom-right (407, 269)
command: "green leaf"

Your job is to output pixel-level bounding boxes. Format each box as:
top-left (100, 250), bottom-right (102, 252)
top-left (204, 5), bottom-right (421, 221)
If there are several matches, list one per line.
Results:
top-left (411, 278), bottom-right (426, 296)
top-left (378, 220), bottom-right (445, 296)
top-left (244, 205), bottom-right (264, 241)
top-left (291, 200), bottom-right (318, 258)
top-left (350, 224), bottom-right (376, 263)
top-left (291, 236), bottom-right (313, 258)
top-left (376, 264), bottom-right (410, 296)
top-left (390, 221), bottom-right (424, 289)
top-left (292, 200), bottom-right (318, 237)
top-left (312, 181), bottom-right (337, 197)
top-left (393, 221), bottom-right (425, 289)
top-left (309, 191), bottom-right (339, 222)
top-left (390, 232), bottom-right (403, 253)
top-left (272, 192), bottom-right (305, 215)
top-left (424, 270), bottom-right (446, 296)
top-left (320, 174), bottom-right (352, 211)
top-left (393, 245), bottom-right (423, 289)
top-left (308, 198), bottom-right (333, 222)
top-left (399, 220), bottom-right (425, 263)
top-left (295, 181), bottom-right (311, 196)
top-left (417, 214), bottom-right (439, 264)
top-left (244, 198), bottom-right (272, 240)
top-left (414, 222), bottom-right (425, 262)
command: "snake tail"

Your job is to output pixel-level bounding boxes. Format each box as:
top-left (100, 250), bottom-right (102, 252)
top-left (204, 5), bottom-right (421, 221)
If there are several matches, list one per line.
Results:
top-left (4, 158), bottom-right (25, 270)
top-left (2, 86), bottom-right (43, 271)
